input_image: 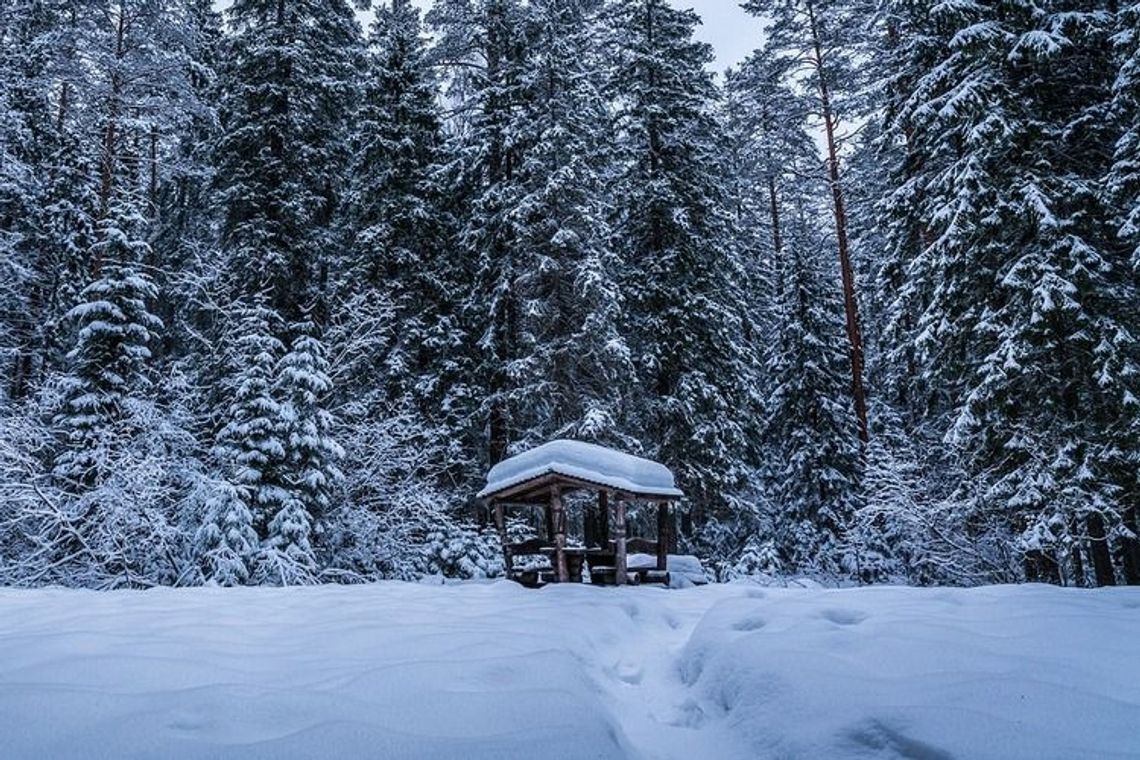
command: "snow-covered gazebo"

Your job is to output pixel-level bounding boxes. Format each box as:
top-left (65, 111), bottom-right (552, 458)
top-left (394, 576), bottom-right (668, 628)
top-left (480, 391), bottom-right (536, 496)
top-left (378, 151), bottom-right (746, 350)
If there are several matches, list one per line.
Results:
top-left (477, 440), bottom-right (684, 587)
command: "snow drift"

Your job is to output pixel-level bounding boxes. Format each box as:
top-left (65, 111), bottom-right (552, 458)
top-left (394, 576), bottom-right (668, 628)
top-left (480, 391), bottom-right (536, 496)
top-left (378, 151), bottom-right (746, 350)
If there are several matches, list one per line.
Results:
top-left (0, 582), bottom-right (1137, 759)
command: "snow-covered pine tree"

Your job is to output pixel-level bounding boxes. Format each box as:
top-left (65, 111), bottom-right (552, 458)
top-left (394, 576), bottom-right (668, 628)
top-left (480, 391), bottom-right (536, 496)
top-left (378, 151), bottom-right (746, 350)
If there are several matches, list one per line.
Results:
top-left (149, 0), bottom-right (224, 366)
top-left (346, 0), bottom-right (447, 304)
top-left (710, 54), bottom-right (822, 568)
top-left (1107, 0), bottom-right (1140, 584)
top-left (266, 323), bottom-right (343, 579)
top-left (0, 3), bottom-right (39, 397)
top-left (210, 0), bottom-right (361, 582)
top-left (0, 0), bottom-right (98, 400)
top-left (52, 201), bottom-right (163, 490)
top-left (761, 199), bottom-right (862, 577)
top-left (602, 0), bottom-right (759, 526)
top-left (743, 0), bottom-right (871, 444)
top-left (194, 478), bottom-right (259, 586)
top-left (212, 300), bottom-right (287, 540)
top-left (335, 0), bottom-right (474, 497)
top-left (428, 0), bottom-right (532, 467)
top-left (214, 0), bottom-right (364, 320)
top-left (872, 0), bottom-right (1140, 585)
top-left (508, 0), bottom-right (634, 450)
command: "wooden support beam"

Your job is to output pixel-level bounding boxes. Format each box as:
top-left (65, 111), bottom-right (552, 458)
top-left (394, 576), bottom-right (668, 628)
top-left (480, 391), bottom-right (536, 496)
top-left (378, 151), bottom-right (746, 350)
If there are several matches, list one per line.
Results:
top-left (599, 490), bottom-right (610, 547)
top-left (552, 484), bottom-right (569, 583)
top-left (614, 496), bottom-right (627, 586)
top-left (544, 502), bottom-right (555, 544)
top-left (493, 501), bottom-right (512, 576)
top-left (656, 501), bottom-right (669, 572)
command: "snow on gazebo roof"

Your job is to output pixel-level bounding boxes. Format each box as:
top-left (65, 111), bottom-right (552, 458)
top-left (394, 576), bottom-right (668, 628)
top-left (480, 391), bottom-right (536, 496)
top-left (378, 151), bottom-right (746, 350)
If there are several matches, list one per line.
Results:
top-left (477, 439), bottom-right (684, 501)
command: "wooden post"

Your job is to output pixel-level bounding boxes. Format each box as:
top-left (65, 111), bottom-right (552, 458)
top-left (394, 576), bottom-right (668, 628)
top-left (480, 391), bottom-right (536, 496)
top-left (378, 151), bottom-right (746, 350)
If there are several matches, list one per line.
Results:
top-left (552, 484), bottom-right (569, 583)
top-left (544, 502), bottom-right (555, 544)
top-left (598, 490), bottom-right (610, 547)
top-left (493, 501), bottom-right (512, 577)
top-left (656, 501), bottom-right (669, 572)
top-left (614, 496), bottom-right (627, 586)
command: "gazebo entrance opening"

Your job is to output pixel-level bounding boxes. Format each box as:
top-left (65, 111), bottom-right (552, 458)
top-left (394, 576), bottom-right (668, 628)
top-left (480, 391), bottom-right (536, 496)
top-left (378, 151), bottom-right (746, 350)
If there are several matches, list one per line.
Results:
top-left (477, 440), bottom-right (684, 587)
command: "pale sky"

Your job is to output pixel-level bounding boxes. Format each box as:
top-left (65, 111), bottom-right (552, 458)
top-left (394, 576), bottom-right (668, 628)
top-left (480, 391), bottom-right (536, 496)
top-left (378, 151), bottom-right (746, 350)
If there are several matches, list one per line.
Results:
top-left (403, 0), bottom-right (765, 72)
top-left (215, 1), bottom-right (765, 73)
top-left (675, 1), bottom-right (764, 71)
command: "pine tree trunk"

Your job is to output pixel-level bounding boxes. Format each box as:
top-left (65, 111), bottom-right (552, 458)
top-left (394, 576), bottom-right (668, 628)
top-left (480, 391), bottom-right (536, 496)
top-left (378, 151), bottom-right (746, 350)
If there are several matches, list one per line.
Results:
top-left (97, 6), bottom-right (128, 234)
top-left (1086, 512), bottom-right (1117, 587)
top-left (767, 173), bottom-right (784, 256)
top-left (1069, 517), bottom-right (1087, 587)
top-left (1117, 506), bottom-right (1140, 585)
top-left (806, 1), bottom-right (869, 445)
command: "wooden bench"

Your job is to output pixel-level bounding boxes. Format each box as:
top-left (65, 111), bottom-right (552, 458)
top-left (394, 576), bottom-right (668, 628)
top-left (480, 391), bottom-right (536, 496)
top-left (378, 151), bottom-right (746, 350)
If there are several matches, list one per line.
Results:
top-left (507, 538), bottom-right (554, 587)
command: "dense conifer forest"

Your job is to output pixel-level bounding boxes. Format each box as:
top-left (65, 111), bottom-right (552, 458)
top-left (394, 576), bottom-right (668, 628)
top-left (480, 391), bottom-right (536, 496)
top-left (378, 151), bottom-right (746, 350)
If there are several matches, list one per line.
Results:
top-left (1, 0), bottom-right (1138, 588)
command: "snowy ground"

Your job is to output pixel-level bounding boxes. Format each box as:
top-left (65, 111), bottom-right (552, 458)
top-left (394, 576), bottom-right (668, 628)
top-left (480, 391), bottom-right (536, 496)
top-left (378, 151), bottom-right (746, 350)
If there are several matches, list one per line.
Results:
top-left (1, 582), bottom-right (1138, 759)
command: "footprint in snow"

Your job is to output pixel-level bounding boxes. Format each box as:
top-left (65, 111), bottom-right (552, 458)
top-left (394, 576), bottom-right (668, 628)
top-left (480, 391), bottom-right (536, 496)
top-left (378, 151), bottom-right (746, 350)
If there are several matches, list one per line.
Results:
top-left (821, 608), bottom-right (868, 626)
top-left (612, 660), bottom-right (644, 685)
top-left (669, 698), bottom-right (707, 729)
top-left (733, 616), bottom-right (767, 632)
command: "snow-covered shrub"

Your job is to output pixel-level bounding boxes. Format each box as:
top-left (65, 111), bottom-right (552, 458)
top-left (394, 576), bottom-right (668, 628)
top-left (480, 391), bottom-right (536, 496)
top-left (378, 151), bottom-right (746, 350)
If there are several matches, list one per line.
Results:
top-left (193, 477), bottom-right (259, 587)
top-left (3, 392), bottom-right (200, 588)
top-left (420, 523), bottom-right (504, 579)
top-left (732, 537), bottom-right (783, 578)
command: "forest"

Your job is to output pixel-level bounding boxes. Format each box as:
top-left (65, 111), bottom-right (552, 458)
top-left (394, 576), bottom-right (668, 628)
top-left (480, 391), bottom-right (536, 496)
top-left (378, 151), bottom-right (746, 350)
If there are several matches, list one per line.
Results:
top-left (1, 0), bottom-right (1138, 589)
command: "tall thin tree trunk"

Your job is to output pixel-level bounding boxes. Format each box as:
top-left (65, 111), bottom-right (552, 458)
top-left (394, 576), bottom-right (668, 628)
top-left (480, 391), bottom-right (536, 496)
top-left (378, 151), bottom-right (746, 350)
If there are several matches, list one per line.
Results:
top-left (806, 1), bottom-right (869, 444)
top-left (1086, 512), bottom-right (1117, 587)
top-left (485, 1), bottom-right (514, 468)
top-left (1121, 506), bottom-right (1140, 585)
top-left (95, 5), bottom-right (128, 277)
top-left (767, 173), bottom-right (784, 256)
top-left (1069, 517), bottom-right (1087, 587)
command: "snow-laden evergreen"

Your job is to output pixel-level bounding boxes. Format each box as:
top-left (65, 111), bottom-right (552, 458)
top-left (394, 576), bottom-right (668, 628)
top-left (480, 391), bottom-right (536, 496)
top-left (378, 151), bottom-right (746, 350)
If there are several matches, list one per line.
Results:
top-left (760, 203), bottom-right (861, 577)
top-left (263, 324), bottom-right (343, 581)
top-left (602, 0), bottom-right (760, 527)
top-left (52, 206), bottom-right (163, 490)
top-left (508, 0), bottom-right (634, 451)
top-left (214, 0), bottom-right (364, 318)
top-left (865, 0), bottom-right (1140, 585)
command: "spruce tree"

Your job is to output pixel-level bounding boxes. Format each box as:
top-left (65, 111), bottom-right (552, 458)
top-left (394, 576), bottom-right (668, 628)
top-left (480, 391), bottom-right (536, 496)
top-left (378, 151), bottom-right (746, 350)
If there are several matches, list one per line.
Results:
top-left (602, 0), bottom-right (758, 522)
top-left (509, 0), bottom-right (633, 449)
top-left (214, 0), bottom-right (364, 319)
top-left (337, 0), bottom-right (472, 493)
top-left (212, 301), bottom-right (289, 537)
top-left (273, 325), bottom-right (342, 544)
top-left (743, 0), bottom-right (871, 444)
top-left (195, 479), bottom-right (259, 586)
top-left (428, 0), bottom-right (532, 466)
top-left (53, 202), bottom-right (163, 490)
top-left (761, 202), bottom-right (862, 576)
top-left (871, 0), bottom-right (1140, 584)
top-left (1107, 0), bottom-right (1140, 583)
top-left (0, 0), bottom-right (97, 399)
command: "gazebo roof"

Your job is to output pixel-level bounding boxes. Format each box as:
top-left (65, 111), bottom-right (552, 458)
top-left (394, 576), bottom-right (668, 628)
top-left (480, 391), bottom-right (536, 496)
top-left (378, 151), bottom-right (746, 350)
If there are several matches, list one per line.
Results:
top-left (477, 439), bottom-right (684, 502)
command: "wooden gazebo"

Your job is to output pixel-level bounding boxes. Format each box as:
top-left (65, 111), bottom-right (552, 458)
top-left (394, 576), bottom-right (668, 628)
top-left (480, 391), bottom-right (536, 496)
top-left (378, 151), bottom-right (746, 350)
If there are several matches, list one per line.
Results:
top-left (477, 440), bottom-right (684, 586)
